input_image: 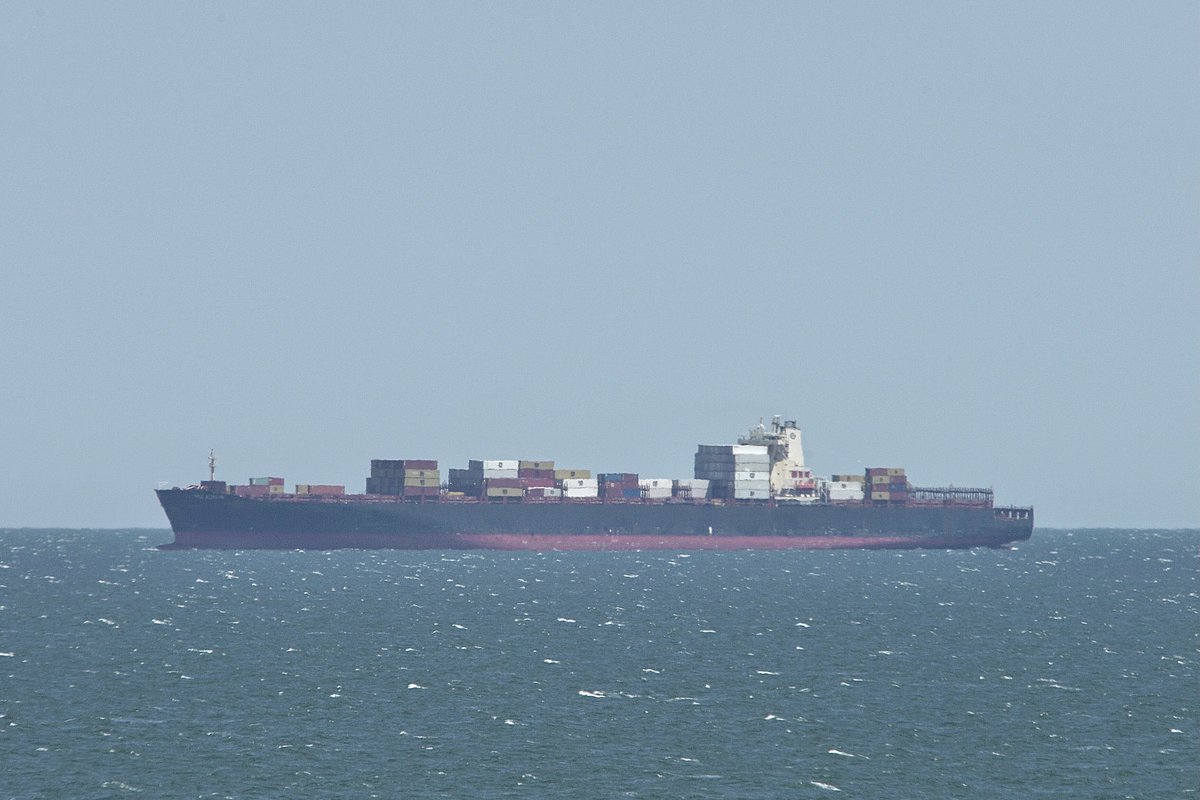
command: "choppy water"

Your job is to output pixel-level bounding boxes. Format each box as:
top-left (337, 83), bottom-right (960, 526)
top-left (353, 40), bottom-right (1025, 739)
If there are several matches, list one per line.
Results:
top-left (0, 529), bottom-right (1195, 799)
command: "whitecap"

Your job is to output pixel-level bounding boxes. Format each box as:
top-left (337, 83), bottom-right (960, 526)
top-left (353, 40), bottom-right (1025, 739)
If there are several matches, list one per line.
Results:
top-left (810, 781), bottom-right (840, 791)
top-left (543, 659), bottom-right (560, 664)
top-left (578, 690), bottom-right (606, 698)
top-left (557, 617), bottom-right (576, 623)
top-left (407, 683), bottom-right (425, 689)
top-left (755, 670), bottom-right (780, 675)
top-left (828, 749), bottom-right (868, 759)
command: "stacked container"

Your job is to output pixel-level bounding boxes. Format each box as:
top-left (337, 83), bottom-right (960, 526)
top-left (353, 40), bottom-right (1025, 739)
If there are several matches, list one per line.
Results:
top-left (562, 478), bottom-right (599, 498)
top-left (239, 477), bottom-right (285, 497)
top-left (825, 475), bottom-right (865, 502)
top-left (865, 467), bottom-right (907, 504)
top-left (694, 445), bottom-right (771, 500)
top-left (367, 459), bottom-right (440, 497)
top-left (448, 464), bottom-right (484, 496)
top-left (639, 478), bottom-right (673, 500)
top-left (599, 473), bottom-right (640, 499)
top-left (519, 461), bottom-right (557, 491)
top-left (673, 478), bottom-right (710, 500)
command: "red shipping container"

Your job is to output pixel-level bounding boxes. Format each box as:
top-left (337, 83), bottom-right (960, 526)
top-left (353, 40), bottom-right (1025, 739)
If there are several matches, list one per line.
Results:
top-left (865, 468), bottom-right (890, 477)
top-left (522, 477), bottom-right (555, 488)
top-left (403, 486), bottom-right (439, 497)
top-left (485, 478), bottom-right (523, 489)
top-left (519, 468), bottom-right (555, 480)
top-left (402, 459), bottom-right (438, 470)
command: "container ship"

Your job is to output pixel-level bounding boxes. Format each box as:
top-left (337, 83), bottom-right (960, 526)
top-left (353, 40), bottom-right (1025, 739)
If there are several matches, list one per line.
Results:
top-left (155, 417), bottom-right (1033, 551)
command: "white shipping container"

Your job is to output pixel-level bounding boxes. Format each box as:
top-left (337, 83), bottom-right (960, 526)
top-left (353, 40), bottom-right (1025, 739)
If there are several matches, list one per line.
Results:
top-left (564, 486), bottom-right (599, 498)
top-left (483, 460), bottom-right (517, 471)
top-left (828, 488), bottom-right (865, 501)
top-left (734, 470), bottom-right (768, 481)
top-left (639, 478), bottom-right (672, 489)
top-left (732, 457), bottom-right (770, 469)
top-left (542, 487), bottom-right (563, 498)
top-left (734, 488), bottom-right (770, 500)
top-left (483, 468), bottom-right (519, 480)
top-left (643, 487), bottom-right (672, 499)
top-left (564, 478), bottom-right (599, 489)
top-left (733, 479), bottom-right (770, 492)
top-left (731, 444), bottom-right (769, 456)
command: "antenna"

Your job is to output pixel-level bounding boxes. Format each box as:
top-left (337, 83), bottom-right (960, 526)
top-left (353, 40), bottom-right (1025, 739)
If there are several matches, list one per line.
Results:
top-left (208, 450), bottom-right (217, 481)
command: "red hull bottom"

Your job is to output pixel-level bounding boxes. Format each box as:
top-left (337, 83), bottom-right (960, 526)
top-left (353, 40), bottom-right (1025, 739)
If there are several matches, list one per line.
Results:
top-left (161, 531), bottom-right (1012, 551)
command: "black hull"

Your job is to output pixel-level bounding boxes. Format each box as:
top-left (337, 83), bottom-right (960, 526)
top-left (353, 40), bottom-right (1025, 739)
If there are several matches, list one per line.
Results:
top-left (155, 489), bottom-right (1033, 551)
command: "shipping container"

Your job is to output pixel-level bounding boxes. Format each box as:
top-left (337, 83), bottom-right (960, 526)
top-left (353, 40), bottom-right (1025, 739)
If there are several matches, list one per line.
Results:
top-left (554, 469), bottom-right (592, 480)
top-left (403, 486), bottom-right (440, 497)
top-left (485, 486), bottom-right (523, 498)
top-left (405, 478), bottom-right (440, 488)
top-left (404, 459), bottom-right (438, 471)
top-left (731, 444), bottom-right (769, 457)
top-left (518, 468), bottom-right (555, 480)
top-left (865, 468), bottom-right (890, 477)
top-left (642, 487), bottom-right (672, 499)
top-left (522, 477), bottom-right (555, 489)
top-left (519, 460), bottom-right (555, 471)
top-left (733, 479), bottom-right (770, 492)
top-left (483, 468), bottom-right (519, 480)
top-left (871, 491), bottom-right (891, 501)
top-left (887, 467), bottom-right (906, 477)
top-left (638, 478), bottom-right (672, 489)
top-left (734, 470), bottom-right (768, 481)
top-left (598, 472), bottom-right (637, 485)
top-left (733, 488), bottom-right (770, 500)
top-left (563, 486), bottom-right (599, 498)
top-left (563, 478), bottom-right (599, 489)
top-left (404, 469), bottom-right (439, 480)
top-left (485, 478), bottom-right (523, 489)
top-left (296, 484), bottom-right (345, 496)
top-left (871, 475), bottom-right (891, 485)
top-left (483, 460), bottom-right (517, 471)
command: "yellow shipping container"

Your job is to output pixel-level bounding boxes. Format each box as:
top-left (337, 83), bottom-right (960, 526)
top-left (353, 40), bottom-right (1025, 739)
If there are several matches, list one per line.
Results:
top-left (519, 460), bottom-right (555, 471)
top-left (871, 491), bottom-right (890, 501)
top-left (871, 475), bottom-right (890, 485)
top-left (887, 468), bottom-right (906, 477)
top-left (555, 469), bottom-right (591, 480)
top-left (405, 469), bottom-right (440, 480)
top-left (269, 485), bottom-right (285, 495)
top-left (486, 486), bottom-right (523, 498)
top-left (832, 474), bottom-right (865, 483)
top-left (405, 478), bottom-right (439, 488)
top-left (295, 484), bottom-right (310, 494)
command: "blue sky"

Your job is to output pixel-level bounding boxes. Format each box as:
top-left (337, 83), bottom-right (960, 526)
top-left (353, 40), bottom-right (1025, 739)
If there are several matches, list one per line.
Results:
top-left (1, 2), bottom-right (1197, 528)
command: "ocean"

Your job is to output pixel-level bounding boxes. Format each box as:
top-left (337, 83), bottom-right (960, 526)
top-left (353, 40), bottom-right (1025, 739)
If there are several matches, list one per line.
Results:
top-left (0, 529), bottom-right (1195, 799)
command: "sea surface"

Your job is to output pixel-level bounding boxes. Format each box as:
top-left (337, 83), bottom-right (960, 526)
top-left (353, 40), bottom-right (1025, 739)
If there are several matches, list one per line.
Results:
top-left (0, 529), bottom-right (1195, 799)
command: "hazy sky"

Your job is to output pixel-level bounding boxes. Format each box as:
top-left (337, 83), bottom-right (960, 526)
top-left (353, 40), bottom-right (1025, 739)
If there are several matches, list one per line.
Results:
top-left (1, 3), bottom-right (1197, 528)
